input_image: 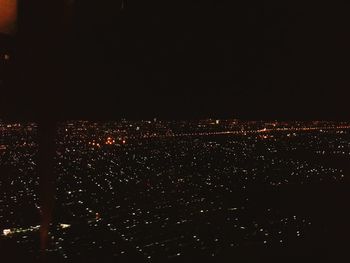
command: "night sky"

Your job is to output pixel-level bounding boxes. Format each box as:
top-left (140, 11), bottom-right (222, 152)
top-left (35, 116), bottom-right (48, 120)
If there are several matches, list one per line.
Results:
top-left (2, 1), bottom-right (350, 120)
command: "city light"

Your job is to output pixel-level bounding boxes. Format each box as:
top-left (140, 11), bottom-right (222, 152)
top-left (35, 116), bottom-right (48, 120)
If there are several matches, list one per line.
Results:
top-left (60, 224), bottom-right (71, 229)
top-left (3, 229), bottom-right (12, 236)
top-left (1, 119), bottom-right (350, 261)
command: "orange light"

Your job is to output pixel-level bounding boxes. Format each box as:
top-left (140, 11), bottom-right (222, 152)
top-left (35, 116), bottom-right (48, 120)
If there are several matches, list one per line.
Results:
top-left (0, 0), bottom-right (17, 34)
top-left (106, 136), bottom-right (115, 145)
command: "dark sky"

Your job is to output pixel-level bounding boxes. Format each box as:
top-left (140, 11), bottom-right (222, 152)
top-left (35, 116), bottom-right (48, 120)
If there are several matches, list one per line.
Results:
top-left (2, 1), bottom-right (350, 120)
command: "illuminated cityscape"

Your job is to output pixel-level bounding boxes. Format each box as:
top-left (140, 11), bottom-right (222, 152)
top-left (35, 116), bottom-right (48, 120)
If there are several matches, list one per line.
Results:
top-left (1, 119), bottom-right (350, 262)
top-left (1, 1), bottom-right (350, 262)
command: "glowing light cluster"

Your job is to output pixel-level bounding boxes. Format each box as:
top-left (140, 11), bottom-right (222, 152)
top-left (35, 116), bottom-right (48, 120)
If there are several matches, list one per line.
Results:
top-left (105, 137), bottom-right (115, 145)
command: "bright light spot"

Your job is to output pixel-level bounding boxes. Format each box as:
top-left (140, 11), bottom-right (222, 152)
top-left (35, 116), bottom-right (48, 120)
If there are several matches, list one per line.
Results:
top-left (60, 224), bottom-right (71, 229)
top-left (3, 229), bottom-right (11, 236)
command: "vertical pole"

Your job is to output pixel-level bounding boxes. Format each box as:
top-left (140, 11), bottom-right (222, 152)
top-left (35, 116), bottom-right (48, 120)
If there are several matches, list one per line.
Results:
top-left (37, 120), bottom-right (56, 259)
